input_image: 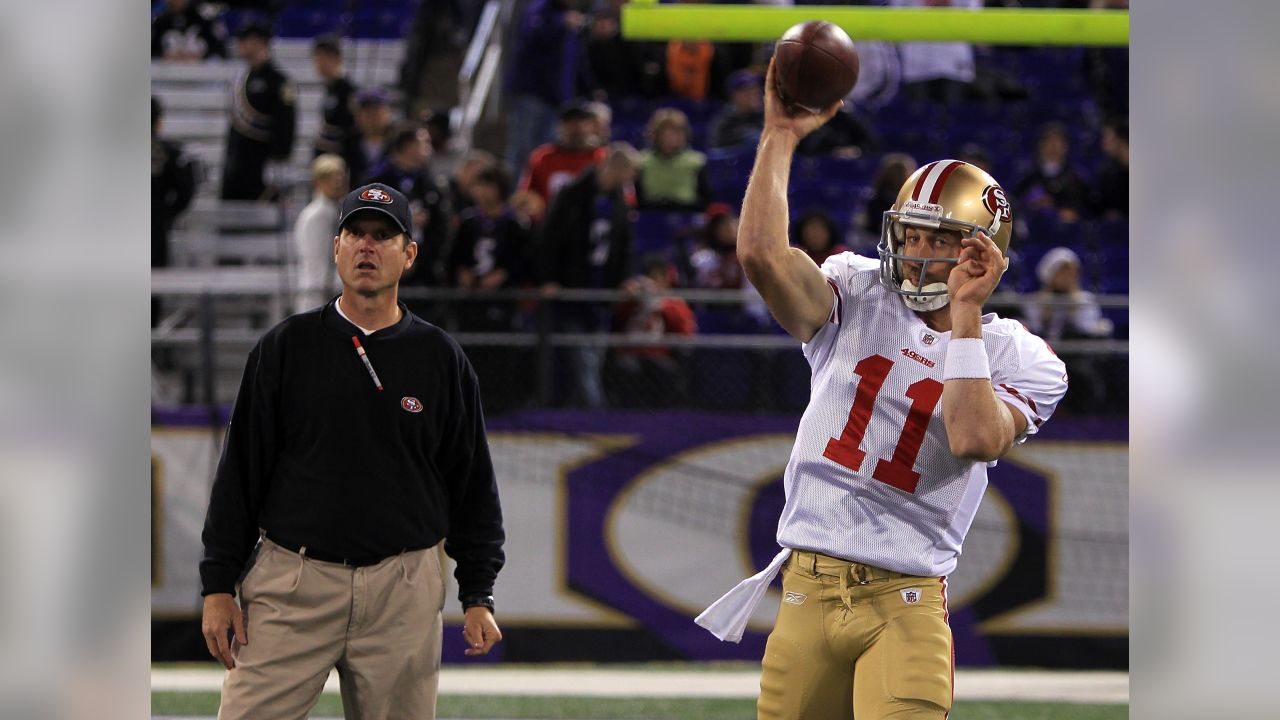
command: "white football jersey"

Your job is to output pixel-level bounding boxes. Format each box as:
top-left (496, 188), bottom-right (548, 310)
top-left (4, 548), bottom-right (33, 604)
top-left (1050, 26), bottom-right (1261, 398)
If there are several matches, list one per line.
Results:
top-left (776, 252), bottom-right (1068, 577)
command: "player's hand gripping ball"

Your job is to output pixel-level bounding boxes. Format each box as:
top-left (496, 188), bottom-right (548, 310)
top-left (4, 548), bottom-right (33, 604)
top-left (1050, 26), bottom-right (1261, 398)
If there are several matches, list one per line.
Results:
top-left (773, 21), bottom-right (860, 113)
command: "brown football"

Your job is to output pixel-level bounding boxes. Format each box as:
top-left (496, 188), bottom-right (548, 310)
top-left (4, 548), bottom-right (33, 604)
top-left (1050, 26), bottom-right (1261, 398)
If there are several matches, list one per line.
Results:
top-left (773, 21), bottom-right (860, 113)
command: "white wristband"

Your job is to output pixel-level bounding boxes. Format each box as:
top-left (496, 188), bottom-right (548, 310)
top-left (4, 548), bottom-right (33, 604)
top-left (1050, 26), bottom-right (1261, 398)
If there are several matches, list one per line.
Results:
top-left (943, 338), bottom-right (991, 380)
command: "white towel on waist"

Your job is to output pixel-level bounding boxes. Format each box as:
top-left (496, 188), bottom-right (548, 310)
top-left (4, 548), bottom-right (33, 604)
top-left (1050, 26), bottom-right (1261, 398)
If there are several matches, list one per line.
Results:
top-left (694, 547), bottom-right (792, 643)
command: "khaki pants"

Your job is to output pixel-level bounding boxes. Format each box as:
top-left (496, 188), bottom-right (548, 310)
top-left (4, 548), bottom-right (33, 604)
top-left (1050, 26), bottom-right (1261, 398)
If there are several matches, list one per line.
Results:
top-left (218, 538), bottom-right (446, 720)
top-left (758, 551), bottom-right (953, 720)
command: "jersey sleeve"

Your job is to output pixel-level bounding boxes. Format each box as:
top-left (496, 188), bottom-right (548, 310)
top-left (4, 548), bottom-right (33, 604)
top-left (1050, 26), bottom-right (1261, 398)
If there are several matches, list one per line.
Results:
top-left (990, 324), bottom-right (1069, 443)
top-left (802, 252), bottom-right (880, 362)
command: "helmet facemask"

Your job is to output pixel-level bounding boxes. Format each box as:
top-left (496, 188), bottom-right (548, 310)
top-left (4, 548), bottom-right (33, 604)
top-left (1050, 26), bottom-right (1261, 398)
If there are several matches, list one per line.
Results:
top-left (877, 159), bottom-right (1014, 312)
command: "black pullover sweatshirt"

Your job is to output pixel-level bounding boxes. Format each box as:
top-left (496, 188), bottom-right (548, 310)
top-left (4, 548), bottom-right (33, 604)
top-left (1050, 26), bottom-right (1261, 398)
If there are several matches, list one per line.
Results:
top-left (199, 299), bottom-right (505, 605)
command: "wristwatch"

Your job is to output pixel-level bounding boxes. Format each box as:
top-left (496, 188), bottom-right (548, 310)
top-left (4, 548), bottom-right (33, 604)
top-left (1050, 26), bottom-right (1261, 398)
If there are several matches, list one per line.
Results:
top-left (461, 594), bottom-right (495, 613)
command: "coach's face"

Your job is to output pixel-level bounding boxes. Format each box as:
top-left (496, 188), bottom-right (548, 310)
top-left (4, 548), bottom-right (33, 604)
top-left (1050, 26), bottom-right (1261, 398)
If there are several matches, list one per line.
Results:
top-left (334, 212), bottom-right (417, 297)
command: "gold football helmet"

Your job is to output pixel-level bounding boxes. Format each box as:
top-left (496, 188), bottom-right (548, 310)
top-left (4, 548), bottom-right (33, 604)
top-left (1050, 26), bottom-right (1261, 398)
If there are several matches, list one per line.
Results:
top-left (877, 159), bottom-right (1013, 311)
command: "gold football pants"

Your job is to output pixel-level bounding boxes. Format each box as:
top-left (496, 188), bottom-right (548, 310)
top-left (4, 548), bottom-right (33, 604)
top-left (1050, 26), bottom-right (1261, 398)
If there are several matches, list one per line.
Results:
top-left (758, 550), bottom-right (953, 720)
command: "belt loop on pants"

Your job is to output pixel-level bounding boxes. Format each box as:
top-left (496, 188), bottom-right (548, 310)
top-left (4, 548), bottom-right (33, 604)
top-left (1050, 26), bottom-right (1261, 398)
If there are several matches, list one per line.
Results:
top-left (290, 546), bottom-right (307, 592)
top-left (400, 549), bottom-right (417, 586)
top-left (853, 563), bottom-right (870, 585)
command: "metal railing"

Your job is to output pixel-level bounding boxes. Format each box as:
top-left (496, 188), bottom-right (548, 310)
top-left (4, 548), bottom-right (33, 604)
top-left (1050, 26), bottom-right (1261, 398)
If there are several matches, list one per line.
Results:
top-left (151, 281), bottom-right (1129, 411)
top-left (452, 0), bottom-right (511, 152)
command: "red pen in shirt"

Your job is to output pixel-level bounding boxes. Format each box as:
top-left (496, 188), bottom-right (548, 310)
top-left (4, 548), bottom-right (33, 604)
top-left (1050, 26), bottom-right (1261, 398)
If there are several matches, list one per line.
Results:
top-left (351, 336), bottom-right (383, 391)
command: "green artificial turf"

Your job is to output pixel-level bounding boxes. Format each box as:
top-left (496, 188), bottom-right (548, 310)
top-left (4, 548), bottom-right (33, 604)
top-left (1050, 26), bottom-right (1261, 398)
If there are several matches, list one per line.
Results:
top-left (152, 691), bottom-right (1128, 719)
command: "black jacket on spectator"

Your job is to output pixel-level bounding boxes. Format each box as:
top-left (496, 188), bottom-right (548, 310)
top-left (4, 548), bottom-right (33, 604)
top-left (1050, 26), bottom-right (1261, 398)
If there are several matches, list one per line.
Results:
top-left (1014, 163), bottom-right (1090, 216)
top-left (151, 3), bottom-right (227, 60)
top-left (314, 75), bottom-right (359, 163)
top-left (538, 166), bottom-right (634, 289)
top-left (152, 137), bottom-right (197, 268)
top-left (1092, 159), bottom-right (1128, 217)
top-left (449, 208), bottom-right (533, 288)
top-left (221, 60), bottom-right (297, 200)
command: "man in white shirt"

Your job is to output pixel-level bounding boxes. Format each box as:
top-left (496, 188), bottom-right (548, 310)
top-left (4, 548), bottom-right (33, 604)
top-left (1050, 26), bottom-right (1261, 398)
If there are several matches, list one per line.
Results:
top-left (292, 154), bottom-right (348, 313)
top-left (695, 57), bottom-right (1067, 720)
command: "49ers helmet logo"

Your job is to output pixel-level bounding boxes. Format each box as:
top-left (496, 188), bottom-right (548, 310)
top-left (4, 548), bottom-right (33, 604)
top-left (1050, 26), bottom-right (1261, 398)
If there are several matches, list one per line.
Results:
top-left (360, 188), bottom-right (394, 204)
top-left (982, 185), bottom-right (1012, 224)
top-left (401, 396), bottom-right (423, 413)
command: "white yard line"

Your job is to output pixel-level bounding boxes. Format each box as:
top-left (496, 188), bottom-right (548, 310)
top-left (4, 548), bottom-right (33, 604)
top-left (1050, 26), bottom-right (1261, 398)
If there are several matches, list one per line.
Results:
top-left (152, 666), bottom-right (1129, 704)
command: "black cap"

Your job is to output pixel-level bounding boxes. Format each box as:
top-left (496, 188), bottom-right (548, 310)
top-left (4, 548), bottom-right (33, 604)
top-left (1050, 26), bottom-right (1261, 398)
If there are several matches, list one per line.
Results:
top-left (338, 183), bottom-right (412, 236)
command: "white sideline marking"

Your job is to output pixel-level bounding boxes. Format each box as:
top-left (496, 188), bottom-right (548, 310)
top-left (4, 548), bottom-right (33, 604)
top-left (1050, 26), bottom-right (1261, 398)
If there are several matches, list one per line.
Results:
top-left (152, 666), bottom-right (1129, 704)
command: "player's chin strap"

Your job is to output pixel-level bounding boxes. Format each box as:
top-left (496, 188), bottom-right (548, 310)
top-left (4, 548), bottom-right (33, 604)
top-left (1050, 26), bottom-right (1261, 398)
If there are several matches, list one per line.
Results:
top-left (900, 278), bottom-right (950, 312)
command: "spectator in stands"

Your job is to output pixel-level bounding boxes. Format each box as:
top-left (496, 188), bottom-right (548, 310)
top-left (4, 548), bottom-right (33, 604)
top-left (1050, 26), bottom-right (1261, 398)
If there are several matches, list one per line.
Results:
top-left (795, 104), bottom-right (877, 158)
top-left (519, 101), bottom-right (606, 209)
top-left (610, 255), bottom-right (698, 407)
top-left (152, 96), bottom-right (198, 270)
top-left (538, 143), bottom-right (641, 408)
top-left (449, 165), bottom-right (532, 342)
top-left (587, 100), bottom-right (613, 144)
top-left (690, 204), bottom-right (744, 289)
top-left (400, 0), bottom-right (482, 110)
top-left (709, 70), bottom-right (764, 149)
top-left (311, 36), bottom-right (359, 171)
top-left (1023, 247), bottom-right (1114, 411)
top-left (582, 3), bottom-right (659, 99)
top-left (666, 39), bottom-right (721, 102)
top-left (220, 22), bottom-right (296, 202)
top-left (792, 210), bottom-right (849, 267)
top-left (449, 166), bottom-right (531, 294)
top-left (351, 88), bottom-right (395, 185)
top-left (857, 152), bottom-right (918, 246)
top-left (422, 108), bottom-right (466, 179)
top-left (1093, 117), bottom-right (1128, 219)
top-left (957, 142), bottom-right (994, 174)
top-left (636, 108), bottom-right (712, 211)
top-left (291, 155), bottom-right (348, 313)
top-left (448, 149), bottom-right (500, 217)
top-left (151, 0), bottom-right (227, 61)
top-left (504, 0), bottom-right (590, 179)
top-left (369, 126), bottom-right (452, 286)
top-left (892, 0), bottom-right (979, 104)
top-left (1015, 123), bottom-right (1090, 223)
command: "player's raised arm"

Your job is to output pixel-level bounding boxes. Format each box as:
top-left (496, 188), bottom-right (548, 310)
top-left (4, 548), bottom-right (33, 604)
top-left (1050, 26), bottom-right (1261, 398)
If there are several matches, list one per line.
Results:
top-left (737, 58), bottom-right (844, 343)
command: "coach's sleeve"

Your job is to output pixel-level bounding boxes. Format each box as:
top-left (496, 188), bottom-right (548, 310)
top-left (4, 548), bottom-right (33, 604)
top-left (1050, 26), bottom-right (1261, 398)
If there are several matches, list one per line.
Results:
top-left (441, 354), bottom-right (506, 604)
top-left (199, 340), bottom-right (279, 596)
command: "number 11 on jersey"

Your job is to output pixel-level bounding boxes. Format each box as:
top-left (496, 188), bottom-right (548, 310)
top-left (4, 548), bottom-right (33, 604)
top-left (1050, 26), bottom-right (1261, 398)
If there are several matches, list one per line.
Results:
top-left (822, 354), bottom-right (944, 494)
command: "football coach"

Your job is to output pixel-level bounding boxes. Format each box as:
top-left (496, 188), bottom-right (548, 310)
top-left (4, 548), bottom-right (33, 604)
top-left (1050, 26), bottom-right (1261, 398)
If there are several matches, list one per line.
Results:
top-left (199, 183), bottom-right (505, 720)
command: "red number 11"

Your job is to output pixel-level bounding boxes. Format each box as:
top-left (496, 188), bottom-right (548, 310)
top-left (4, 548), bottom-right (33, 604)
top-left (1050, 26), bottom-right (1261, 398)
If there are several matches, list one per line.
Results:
top-left (822, 354), bottom-right (943, 494)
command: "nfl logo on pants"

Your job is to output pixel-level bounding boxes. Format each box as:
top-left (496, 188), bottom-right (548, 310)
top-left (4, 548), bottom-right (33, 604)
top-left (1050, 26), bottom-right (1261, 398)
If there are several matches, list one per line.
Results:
top-left (901, 588), bottom-right (921, 605)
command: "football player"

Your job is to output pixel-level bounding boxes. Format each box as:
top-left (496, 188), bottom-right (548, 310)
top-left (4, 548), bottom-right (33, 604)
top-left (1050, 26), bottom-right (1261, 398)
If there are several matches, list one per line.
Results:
top-left (695, 57), bottom-right (1069, 720)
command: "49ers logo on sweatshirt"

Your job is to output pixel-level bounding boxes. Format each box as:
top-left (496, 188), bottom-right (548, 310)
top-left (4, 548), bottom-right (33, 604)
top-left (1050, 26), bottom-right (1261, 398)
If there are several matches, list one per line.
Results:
top-left (401, 396), bottom-right (423, 413)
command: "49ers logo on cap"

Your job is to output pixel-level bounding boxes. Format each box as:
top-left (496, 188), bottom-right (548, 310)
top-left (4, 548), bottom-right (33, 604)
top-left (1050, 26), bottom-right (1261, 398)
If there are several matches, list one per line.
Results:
top-left (982, 185), bottom-right (1012, 224)
top-left (401, 396), bottom-right (423, 413)
top-left (360, 187), bottom-right (394, 204)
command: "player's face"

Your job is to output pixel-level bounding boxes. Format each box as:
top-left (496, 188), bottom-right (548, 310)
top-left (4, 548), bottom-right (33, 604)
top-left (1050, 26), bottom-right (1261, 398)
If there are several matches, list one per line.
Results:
top-left (334, 213), bottom-right (417, 297)
top-left (899, 227), bottom-right (963, 284)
